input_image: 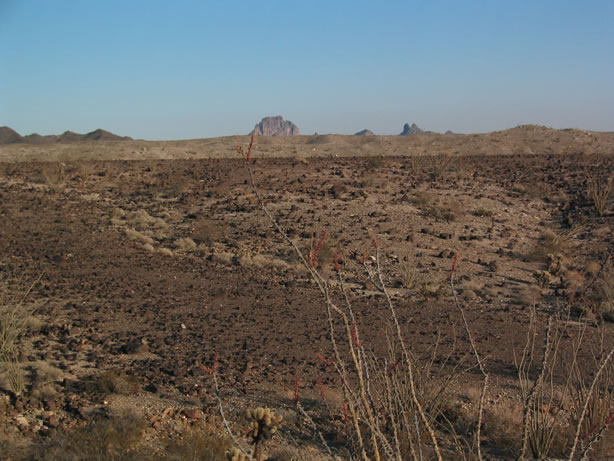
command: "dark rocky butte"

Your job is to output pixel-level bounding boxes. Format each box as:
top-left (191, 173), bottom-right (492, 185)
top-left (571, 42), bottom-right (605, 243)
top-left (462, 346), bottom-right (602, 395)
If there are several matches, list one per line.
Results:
top-left (399, 123), bottom-right (424, 135)
top-left (250, 116), bottom-right (300, 136)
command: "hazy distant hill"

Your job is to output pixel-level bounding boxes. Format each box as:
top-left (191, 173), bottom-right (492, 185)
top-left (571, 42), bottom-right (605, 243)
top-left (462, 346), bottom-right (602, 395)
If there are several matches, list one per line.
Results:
top-left (354, 129), bottom-right (375, 136)
top-left (83, 128), bottom-right (132, 141)
top-left (0, 127), bottom-right (132, 144)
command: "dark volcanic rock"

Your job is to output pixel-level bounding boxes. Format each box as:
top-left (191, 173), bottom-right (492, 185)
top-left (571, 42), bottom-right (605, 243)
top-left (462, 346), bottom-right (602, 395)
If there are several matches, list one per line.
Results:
top-left (250, 116), bottom-right (299, 136)
top-left (0, 126), bottom-right (24, 144)
top-left (400, 123), bottom-right (424, 135)
top-left (354, 129), bottom-right (375, 136)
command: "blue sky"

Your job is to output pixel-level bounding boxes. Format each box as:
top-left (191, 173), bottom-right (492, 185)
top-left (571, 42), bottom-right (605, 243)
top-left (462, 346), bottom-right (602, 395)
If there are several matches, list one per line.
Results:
top-left (1, 1), bottom-right (613, 139)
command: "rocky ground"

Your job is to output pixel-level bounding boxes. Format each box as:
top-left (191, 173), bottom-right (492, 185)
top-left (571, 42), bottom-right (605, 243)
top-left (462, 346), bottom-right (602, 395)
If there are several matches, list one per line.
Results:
top-left (1, 145), bottom-right (614, 459)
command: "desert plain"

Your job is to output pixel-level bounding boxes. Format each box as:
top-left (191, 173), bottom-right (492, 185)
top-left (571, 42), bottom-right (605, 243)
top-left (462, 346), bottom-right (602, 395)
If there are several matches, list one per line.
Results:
top-left (1, 126), bottom-right (614, 460)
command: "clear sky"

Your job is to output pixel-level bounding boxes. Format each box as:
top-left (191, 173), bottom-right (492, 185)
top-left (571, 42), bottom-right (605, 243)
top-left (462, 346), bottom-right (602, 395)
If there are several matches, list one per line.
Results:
top-left (1, 1), bottom-right (613, 139)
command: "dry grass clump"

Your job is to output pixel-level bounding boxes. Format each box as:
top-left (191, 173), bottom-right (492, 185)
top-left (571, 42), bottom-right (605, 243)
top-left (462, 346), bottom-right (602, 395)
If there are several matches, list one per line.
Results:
top-left (586, 171), bottom-right (613, 217)
top-left (162, 426), bottom-right (234, 461)
top-left (191, 217), bottom-right (225, 245)
top-left (41, 161), bottom-right (67, 186)
top-left (33, 413), bottom-right (149, 460)
top-left (427, 153), bottom-right (454, 178)
top-left (0, 273), bottom-right (43, 395)
top-left (472, 207), bottom-right (494, 218)
top-left (582, 266), bottom-right (614, 323)
top-left (238, 252), bottom-right (290, 270)
top-left (130, 209), bottom-right (168, 231)
top-left (410, 190), bottom-right (461, 222)
top-left (529, 228), bottom-right (577, 263)
top-left (83, 371), bottom-right (140, 397)
top-left (175, 237), bottom-right (198, 252)
top-left (124, 228), bottom-right (155, 246)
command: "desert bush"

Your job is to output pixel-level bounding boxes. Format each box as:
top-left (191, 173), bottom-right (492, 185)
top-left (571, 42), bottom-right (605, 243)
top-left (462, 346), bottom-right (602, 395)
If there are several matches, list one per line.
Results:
top-left (530, 228), bottom-right (578, 262)
top-left (568, 330), bottom-right (614, 457)
top-left (410, 190), bottom-right (460, 222)
top-left (175, 237), bottom-right (198, 252)
top-left (191, 217), bottom-right (224, 245)
top-left (586, 170), bottom-right (613, 217)
top-left (0, 273), bottom-right (43, 395)
top-left (472, 207), bottom-right (494, 218)
top-left (42, 161), bottom-right (66, 186)
top-left (33, 413), bottom-right (149, 460)
top-left (162, 426), bottom-right (233, 461)
top-left (515, 314), bottom-right (573, 459)
top-left (124, 228), bottom-right (155, 246)
top-left (83, 371), bottom-right (140, 397)
top-left (428, 153), bottom-right (454, 179)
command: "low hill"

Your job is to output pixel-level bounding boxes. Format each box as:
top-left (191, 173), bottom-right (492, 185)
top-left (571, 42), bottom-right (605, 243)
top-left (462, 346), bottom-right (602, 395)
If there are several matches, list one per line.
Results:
top-left (0, 127), bottom-right (132, 144)
top-left (354, 129), bottom-right (375, 136)
top-left (0, 126), bottom-right (24, 144)
top-left (83, 128), bottom-right (132, 141)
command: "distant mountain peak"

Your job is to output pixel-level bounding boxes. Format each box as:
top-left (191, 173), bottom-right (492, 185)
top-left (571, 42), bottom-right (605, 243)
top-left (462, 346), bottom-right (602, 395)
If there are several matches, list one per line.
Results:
top-left (250, 116), bottom-right (300, 136)
top-left (400, 123), bottom-right (424, 135)
top-left (354, 129), bottom-right (375, 136)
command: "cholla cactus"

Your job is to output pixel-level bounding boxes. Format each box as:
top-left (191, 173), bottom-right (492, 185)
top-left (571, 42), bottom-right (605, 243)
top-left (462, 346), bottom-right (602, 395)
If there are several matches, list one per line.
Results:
top-left (226, 448), bottom-right (249, 461)
top-left (246, 407), bottom-right (283, 461)
top-left (533, 270), bottom-right (552, 289)
top-left (547, 253), bottom-right (564, 276)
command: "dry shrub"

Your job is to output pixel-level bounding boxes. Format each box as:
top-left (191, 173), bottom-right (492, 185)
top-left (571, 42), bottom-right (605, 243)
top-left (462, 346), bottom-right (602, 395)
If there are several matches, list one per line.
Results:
top-left (34, 413), bottom-right (149, 460)
top-left (399, 251), bottom-right (418, 290)
top-left (583, 265), bottom-right (614, 322)
top-left (191, 218), bottom-right (224, 245)
top-left (157, 247), bottom-right (174, 257)
top-left (42, 161), bottom-right (66, 186)
top-left (568, 330), bottom-right (614, 456)
top-left (410, 190), bottom-right (460, 222)
top-left (306, 134), bottom-right (332, 145)
top-left (211, 251), bottom-right (234, 266)
top-left (128, 209), bottom-right (168, 231)
top-left (481, 406), bottom-right (522, 457)
top-left (32, 361), bottom-right (64, 386)
top-left (83, 371), bottom-right (140, 397)
top-left (586, 171), bottom-right (613, 217)
top-left (529, 228), bottom-right (577, 262)
top-left (161, 425), bottom-right (233, 461)
top-left (238, 252), bottom-right (289, 270)
top-left (364, 155), bottom-right (385, 169)
top-left (175, 237), bottom-right (198, 252)
top-left (427, 153), bottom-right (454, 179)
top-left (515, 314), bottom-right (574, 459)
top-left (0, 273), bottom-right (42, 395)
top-left (125, 228), bottom-right (155, 246)
top-left (472, 207), bottom-right (494, 218)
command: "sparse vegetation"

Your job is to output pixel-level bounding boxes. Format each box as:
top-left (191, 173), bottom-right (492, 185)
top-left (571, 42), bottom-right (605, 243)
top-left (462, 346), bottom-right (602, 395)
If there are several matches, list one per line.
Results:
top-left (2, 135), bottom-right (614, 459)
top-left (586, 171), bottom-right (613, 217)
